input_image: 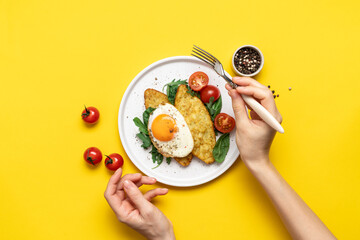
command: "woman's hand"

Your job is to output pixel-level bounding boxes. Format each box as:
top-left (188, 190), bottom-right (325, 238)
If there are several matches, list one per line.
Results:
top-left (104, 169), bottom-right (175, 240)
top-left (225, 77), bottom-right (282, 168)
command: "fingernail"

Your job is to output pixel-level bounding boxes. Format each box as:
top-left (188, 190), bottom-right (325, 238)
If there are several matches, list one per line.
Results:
top-left (116, 168), bottom-right (122, 173)
top-left (151, 177), bottom-right (157, 182)
top-left (124, 180), bottom-right (131, 188)
top-left (162, 188), bottom-right (168, 191)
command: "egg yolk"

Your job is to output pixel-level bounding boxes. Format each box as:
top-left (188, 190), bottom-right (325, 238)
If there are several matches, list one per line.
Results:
top-left (151, 114), bottom-right (178, 141)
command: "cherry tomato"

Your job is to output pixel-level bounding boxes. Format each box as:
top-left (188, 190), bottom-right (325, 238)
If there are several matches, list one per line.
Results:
top-left (189, 72), bottom-right (209, 91)
top-left (105, 153), bottom-right (124, 171)
top-left (200, 85), bottom-right (220, 103)
top-left (83, 147), bottom-right (102, 165)
top-left (214, 113), bottom-right (235, 133)
top-left (81, 106), bottom-right (99, 124)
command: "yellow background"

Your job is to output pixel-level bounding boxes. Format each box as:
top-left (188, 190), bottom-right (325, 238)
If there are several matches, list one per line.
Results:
top-left (1, 0), bottom-right (359, 239)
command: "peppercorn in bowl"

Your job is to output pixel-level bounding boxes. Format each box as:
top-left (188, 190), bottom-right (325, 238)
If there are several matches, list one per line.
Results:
top-left (232, 45), bottom-right (264, 77)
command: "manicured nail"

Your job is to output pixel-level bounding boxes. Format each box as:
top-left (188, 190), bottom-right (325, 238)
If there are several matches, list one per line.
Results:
top-left (124, 180), bottom-right (131, 188)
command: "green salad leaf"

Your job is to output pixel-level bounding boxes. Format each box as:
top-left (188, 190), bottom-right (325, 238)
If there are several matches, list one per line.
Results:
top-left (133, 117), bottom-right (148, 135)
top-left (150, 145), bottom-right (164, 169)
top-left (213, 133), bottom-right (230, 163)
top-left (136, 132), bottom-right (152, 149)
top-left (205, 96), bottom-right (222, 121)
top-left (186, 85), bottom-right (201, 98)
top-left (163, 79), bottom-right (188, 104)
top-left (134, 107), bottom-right (171, 167)
top-left (143, 107), bottom-right (155, 126)
top-left (133, 107), bottom-right (155, 149)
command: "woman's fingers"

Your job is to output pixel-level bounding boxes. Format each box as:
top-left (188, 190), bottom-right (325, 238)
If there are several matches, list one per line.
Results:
top-left (143, 188), bottom-right (169, 202)
top-left (236, 86), bottom-right (270, 101)
top-left (117, 173), bottom-right (141, 189)
top-left (236, 85), bottom-right (276, 108)
top-left (228, 88), bottom-right (249, 124)
top-left (236, 86), bottom-right (282, 123)
top-left (232, 77), bottom-right (267, 89)
top-left (136, 176), bottom-right (157, 187)
top-left (123, 180), bottom-right (152, 213)
top-left (118, 174), bottom-right (157, 190)
top-left (105, 168), bottom-right (123, 197)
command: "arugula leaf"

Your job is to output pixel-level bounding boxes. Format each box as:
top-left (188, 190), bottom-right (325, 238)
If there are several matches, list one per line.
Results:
top-left (150, 145), bottom-right (164, 169)
top-left (205, 96), bottom-right (222, 121)
top-left (133, 107), bottom-right (156, 149)
top-left (213, 133), bottom-right (230, 163)
top-left (166, 157), bottom-right (172, 164)
top-left (143, 107), bottom-right (155, 127)
top-left (163, 79), bottom-right (188, 104)
top-left (133, 117), bottom-right (148, 135)
top-left (212, 96), bottom-right (222, 118)
top-left (134, 107), bottom-right (168, 167)
top-left (186, 85), bottom-right (201, 98)
top-left (136, 133), bottom-right (152, 149)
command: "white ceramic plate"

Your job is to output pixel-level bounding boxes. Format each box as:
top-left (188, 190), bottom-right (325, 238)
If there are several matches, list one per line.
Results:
top-left (118, 56), bottom-right (239, 187)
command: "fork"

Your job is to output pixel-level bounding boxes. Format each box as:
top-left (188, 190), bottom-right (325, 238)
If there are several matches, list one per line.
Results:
top-left (191, 45), bottom-right (284, 134)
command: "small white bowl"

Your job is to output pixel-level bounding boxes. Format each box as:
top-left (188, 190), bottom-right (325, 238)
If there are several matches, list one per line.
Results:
top-left (232, 45), bottom-right (264, 77)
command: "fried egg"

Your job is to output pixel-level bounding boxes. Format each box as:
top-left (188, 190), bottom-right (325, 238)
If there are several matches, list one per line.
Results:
top-left (148, 103), bottom-right (194, 158)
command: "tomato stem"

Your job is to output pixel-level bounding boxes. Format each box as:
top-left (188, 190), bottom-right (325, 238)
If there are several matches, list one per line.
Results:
top-left (82, 105), bottom-right (90, 118)
top-left (105, 155), bottom-right (113, 165)
top-left (87, 157), bottom-right (95, 165)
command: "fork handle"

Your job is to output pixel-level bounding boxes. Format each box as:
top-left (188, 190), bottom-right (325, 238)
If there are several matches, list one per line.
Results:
top-left (241, 94), bottom-right (284, 133)
top-left (222, 72), bottom-right (284, 133)
top-left (223, 74), bottom-right (284, 133)
top-left (223, 74), bottom-right (238, 88)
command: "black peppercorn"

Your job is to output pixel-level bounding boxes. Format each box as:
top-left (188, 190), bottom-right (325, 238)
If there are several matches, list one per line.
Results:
top-left (234, 47), bottom-right (261, 75)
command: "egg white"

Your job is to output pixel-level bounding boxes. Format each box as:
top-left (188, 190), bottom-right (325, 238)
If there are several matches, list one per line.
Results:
top-left (148, 103), bottom-right (194, 158)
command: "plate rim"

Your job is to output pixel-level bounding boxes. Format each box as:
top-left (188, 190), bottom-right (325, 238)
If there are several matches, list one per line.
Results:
top-left (118, 56), bottom-right (239, 187)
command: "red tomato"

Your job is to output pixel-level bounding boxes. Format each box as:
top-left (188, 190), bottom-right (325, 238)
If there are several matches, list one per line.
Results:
top-left (214, 113), bottom-right (235, 133)
top-left (105, 153), bottom-right (124, 171)
top-left (200, 85), bottom-right (220, 103)
top-left (82, 106), bottom-right (99, 124)
top-left (83, 147), bottom-right (102, 165)
top-left (189, 72), bottom-right (209, 91)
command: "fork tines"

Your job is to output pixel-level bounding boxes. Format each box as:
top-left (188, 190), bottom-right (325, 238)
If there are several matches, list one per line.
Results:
top-left (191, 45), bottom-right (217, 66)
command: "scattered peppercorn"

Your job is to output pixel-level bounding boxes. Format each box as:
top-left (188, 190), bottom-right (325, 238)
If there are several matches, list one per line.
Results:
top-left (234, 47), bottom-right (261, 75)
top-left (268, 86), bottom-right (280, 99)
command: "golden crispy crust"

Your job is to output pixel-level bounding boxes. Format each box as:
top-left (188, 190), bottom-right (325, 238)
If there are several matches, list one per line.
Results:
top-left (144, 89), bottom-right (170, 109)
top-left (174, 85), bottom-right (215, 164)
top-left (174, 153), bottom-right (192, 167)
top-left (144, 88), bottom-right (192, 166)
